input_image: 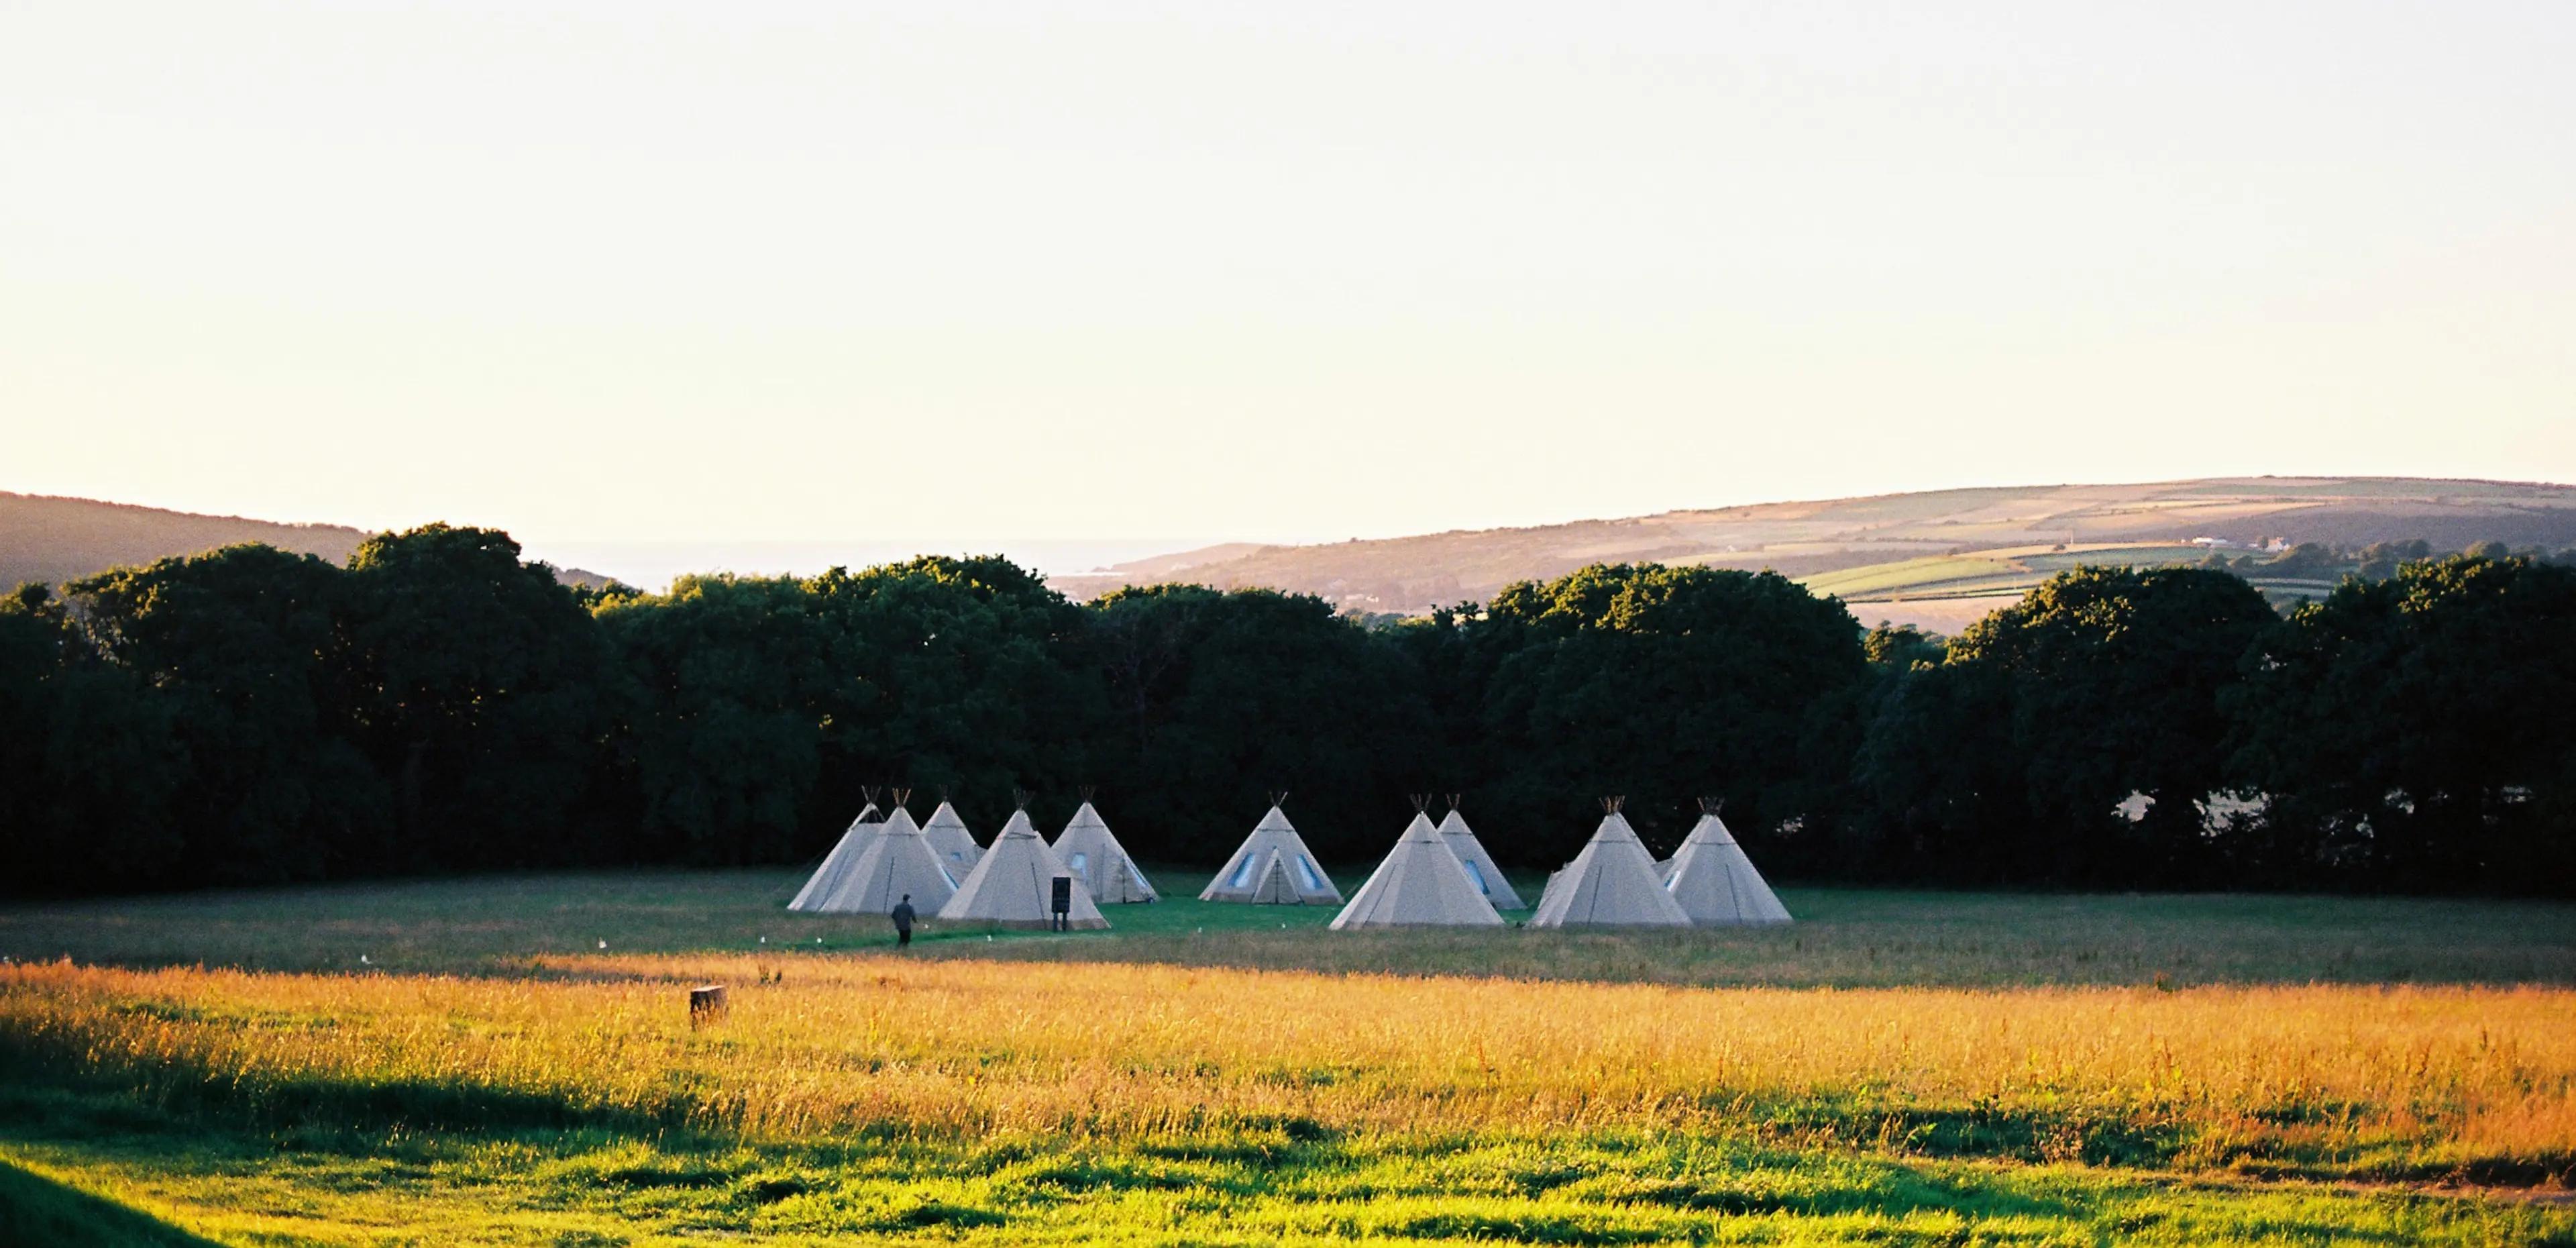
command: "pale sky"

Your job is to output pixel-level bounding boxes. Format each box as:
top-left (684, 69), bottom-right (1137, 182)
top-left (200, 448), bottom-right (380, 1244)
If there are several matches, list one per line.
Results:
top-left (6, 1), bottom-right (2573, 580)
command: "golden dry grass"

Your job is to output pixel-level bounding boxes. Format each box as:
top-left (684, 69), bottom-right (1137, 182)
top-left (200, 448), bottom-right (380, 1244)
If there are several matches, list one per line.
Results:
top-left (7, 954), bottom-right (2572, 1186)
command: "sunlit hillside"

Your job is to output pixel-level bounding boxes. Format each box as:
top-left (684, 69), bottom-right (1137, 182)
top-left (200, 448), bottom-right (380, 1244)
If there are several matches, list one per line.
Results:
top-left (0, 493), bottom-right (616, 592)
top-left (1051, 478), bottom-right (2576, 616)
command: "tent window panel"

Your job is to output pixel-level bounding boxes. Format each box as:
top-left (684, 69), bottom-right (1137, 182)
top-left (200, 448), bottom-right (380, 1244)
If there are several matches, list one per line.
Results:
top-left (1462, 860), bottom-right (1489, 893)
top-left (1296, 855), bottom-right (1324, 890)
top-left (1226, 855), bottom-right (1254, 888)
top-left (1068, 851), bottom-right (1089, 874)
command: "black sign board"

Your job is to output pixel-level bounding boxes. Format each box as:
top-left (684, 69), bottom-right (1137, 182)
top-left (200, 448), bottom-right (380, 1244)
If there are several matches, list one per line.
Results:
top-left (1050, 876), bottom-right (1073, 931)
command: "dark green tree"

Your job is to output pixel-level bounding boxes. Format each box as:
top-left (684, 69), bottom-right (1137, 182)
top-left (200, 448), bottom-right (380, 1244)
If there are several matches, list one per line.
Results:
top-left (1862, 623), bottom-right (1947, 670)
top-left (0, 584), bottom-right (186, 894)
top-left (1085, 584), bottom-right (1432, 864)
top-left (599, 574), bottom-right (832, 864)
top-left (2229, 554), bottom-right (2576, 892)
top-left (1849, 656), bottom-right (2021, 882)
top-left (1474, 565), bottom-right (1869, 866)
top-left (340, 525), bottom-right (616, 870)
top-left (809, 556), bottom-right (1104, 840)
top-left (1936, 566), bottom-right (2278, 885)
top-left (68, 545), bottom-right (384, 884)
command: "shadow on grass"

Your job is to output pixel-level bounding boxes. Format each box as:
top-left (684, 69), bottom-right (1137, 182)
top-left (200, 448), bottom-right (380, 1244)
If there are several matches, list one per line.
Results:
top-left (3, 1075), bottom-right (2567, 1246)
top-left (0, 1157), bottom-right (219, 1247)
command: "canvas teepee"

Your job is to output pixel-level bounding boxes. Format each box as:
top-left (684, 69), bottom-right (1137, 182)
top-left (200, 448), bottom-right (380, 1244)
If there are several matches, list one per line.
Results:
top-left (1199, 797), bottom-right (1342, 904)
top-left (1434, 795), bottom-right (1525, 909)
top-left (1330, 802), bottom-right (1503, 929)
top-left (833, 801), bottom-right (961, 914)
top-left (1526, 800), bottom-right (1691, 929)
top-left (787, 797), bottom-right (881, 912)
top-left (1051, 792), bottom-right (1157, 903)
top-left (938, 808), bottom-right (1109, 929)
top-left (1663, 800), bottom-right (1792, 926)
top-left (920, 799), bottom-right (983, 873)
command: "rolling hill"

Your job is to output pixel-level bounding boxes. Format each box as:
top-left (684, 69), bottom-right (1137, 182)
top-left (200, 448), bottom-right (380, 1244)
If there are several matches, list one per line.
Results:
top-left (1049, 477), bottom-right (2576, 625)
top-left (17, 478), bottom-right (2572, 627)
top-left (0, 493), bottom-right (616, 592)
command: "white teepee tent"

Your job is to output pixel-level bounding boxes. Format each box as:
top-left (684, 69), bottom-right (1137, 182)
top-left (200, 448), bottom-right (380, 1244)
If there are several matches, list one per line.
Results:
top-left (920, 800), bottom-right (983, 872)
top-left (787, 800), bottom-right (881, 912)
top-left (1663, 801), bottom-right (1792, 926)
top-left (1331, 807), bottom-right (1503, 929)
top-left (833, 804), bottom-right (961, 914)
top-left (1526, 802), bottom-right (1691, 929)
top-left (1199, 800), bottom-right (1342, 904)
top-left (1051, 796), bottom-right (1158, 903)
top-left (1434, 796), bottom-right (1525, 909)
top-left (938, 809), bottom-right (1109, 929)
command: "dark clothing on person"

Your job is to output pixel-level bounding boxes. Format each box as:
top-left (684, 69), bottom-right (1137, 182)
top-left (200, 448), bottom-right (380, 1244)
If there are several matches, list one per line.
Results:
top-left (891, 901), bottom-right (916, 948)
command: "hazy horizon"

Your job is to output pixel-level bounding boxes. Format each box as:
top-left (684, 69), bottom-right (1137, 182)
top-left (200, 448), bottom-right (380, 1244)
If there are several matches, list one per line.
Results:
top-left (32, 470), bottom-right (2576, 595)
top-left (531, 537), bottom-right (1215, 592)
top-left (8, 2), bottom-right (2573, 556)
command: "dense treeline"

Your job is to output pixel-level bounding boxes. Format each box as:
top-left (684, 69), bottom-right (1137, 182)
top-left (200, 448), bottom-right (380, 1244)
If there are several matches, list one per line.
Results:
top-left (5, 527), bottom-right (2572, 898)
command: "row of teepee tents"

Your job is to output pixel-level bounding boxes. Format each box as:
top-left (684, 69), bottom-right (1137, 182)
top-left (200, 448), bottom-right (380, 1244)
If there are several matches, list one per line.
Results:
top-left (1658, 800), bottom-right (1795, 925)
top-left (1203, 794), bottom-right (1789, 929)
top-left (1199, 798), bottom-right (1342, 904)
top-left (1528, 798), bottom-right (1790, 927)
top-left (793, 790), bottom-right (1788, 932)
top-left (1330, 802), bottom-right (1501, 929)
top-left (788, 791), bottom-right (1159, 924)
top-left (940, 809), bottom-right (1110, 929)
top-left (787, 801), bottom-right (967, 915)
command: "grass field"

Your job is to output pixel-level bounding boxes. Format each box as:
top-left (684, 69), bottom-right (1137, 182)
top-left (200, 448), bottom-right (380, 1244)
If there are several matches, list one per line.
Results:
top-left (4, 871), bottom-right (2574, 1245)
top-left (1798, 544), bottom-right (2216, 605)
top-left (1795, 543), bottom-right (2352, 613)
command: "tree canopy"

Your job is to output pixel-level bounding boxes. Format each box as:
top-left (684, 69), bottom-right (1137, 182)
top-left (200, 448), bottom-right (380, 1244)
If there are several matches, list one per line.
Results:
top-left (5, 536), bottom-right (2572, 898)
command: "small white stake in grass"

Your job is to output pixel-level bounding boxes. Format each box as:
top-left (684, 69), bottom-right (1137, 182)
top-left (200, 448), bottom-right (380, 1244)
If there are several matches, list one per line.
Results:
top-left (598, 940), bottom-right (608, 949)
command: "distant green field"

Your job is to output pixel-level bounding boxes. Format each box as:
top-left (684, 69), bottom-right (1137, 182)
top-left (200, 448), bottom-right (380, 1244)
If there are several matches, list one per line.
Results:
top-left (1798, 556), bottom-right (2021, 599)
top-left (1799, 545), bottom-right (2208, 604)
top-left (1800, 543), bottom-right (2357, 610)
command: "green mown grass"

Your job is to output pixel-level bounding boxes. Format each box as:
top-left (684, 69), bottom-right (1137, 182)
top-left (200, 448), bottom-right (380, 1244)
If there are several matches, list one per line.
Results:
top-left (6, 870), bottom-right (2571, 988)
top-left (3, 1078), bottom-right (2568, 1247)
top-left (0, 1153), bottom-right (219, 1247)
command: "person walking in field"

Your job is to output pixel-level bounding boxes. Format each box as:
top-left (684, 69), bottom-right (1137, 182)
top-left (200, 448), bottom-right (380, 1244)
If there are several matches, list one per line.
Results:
top-left (891, 894), bottom-right (916, 948)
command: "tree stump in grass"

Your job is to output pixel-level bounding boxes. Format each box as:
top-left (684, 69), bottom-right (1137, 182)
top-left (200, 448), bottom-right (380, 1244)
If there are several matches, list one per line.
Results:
top-left (689, 984), bottom-right (727, 1027)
